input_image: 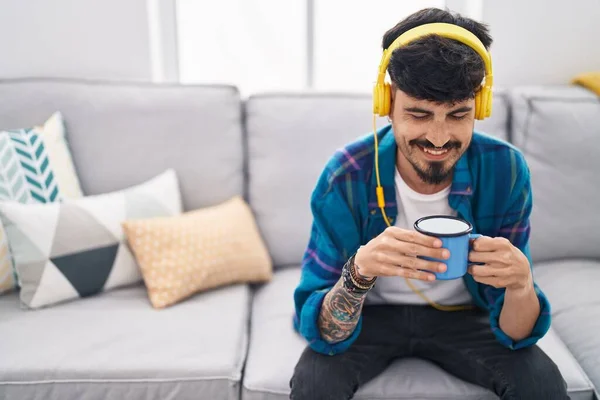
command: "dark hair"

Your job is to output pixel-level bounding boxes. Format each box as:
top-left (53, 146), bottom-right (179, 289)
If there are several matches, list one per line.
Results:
top-left (382, 8), bottom-right (492, 103)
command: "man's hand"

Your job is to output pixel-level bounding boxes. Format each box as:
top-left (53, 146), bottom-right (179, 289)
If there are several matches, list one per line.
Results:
top-left (319, 227), bottom-right (448, 344)
top-left (354, 226), bottom-right (450, 281)
top-left (468, 236), bottom-right (541, 341)
top-left (467, 236), bottom-right (533, 293)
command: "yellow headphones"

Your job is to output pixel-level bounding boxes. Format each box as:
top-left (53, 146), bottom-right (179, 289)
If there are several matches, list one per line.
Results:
top-left (373, 22), bottom-right (493, 120)
top-left (371, 22), bottom-right (493, 312)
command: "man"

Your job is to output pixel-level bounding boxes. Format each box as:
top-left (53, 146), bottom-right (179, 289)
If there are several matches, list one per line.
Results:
top-left (290, 8), bottom-right (569, 400)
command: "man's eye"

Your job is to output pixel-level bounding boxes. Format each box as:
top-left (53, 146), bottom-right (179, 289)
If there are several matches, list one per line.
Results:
top-left (410, 114), bottom-right (429, 120)
top-left (451, 114), bottom-right (468, 120)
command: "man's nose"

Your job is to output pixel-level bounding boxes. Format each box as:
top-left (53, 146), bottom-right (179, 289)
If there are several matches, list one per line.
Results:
top-left (426, 123), bottom-right (450, 147)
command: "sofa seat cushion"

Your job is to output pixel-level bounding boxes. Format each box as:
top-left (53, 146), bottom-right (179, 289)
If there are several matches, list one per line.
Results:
top-left (0, 283), bottom-right (250, 400)
top-left (242, 268), bottom-right (595, 400)
top-left (534, 259), bottom-right (600, 397)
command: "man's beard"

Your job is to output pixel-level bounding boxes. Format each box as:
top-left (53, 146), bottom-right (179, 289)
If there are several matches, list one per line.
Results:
top-left (411, 160), bottom-right (450, 185)
top-left (405, 139), bottom-right (462, 185)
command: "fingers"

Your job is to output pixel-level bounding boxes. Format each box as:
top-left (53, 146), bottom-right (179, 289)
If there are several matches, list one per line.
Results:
top-left (468, 251), bottom-right (497, 264)
top-left (402, 254), bottom-right (447, 274)
top-left (385, 227), bottom-right (442, 249)
top-left (375, 251), bottom-right (446, 273)
top-left (467, 264), bottom-right (507, 278)
top-left (377, 264), bottom-right (436, 281)
top-left (470, 248), bottom-right (515, 266)
top-left (380, 228), bottom-right (449, 259)
top-left (471, 236), bottom-right (512, 252)
top-left (398, 241), bottom-right (450, 259)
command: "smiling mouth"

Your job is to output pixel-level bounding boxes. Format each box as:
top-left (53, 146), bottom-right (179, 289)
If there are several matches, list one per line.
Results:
top-left (420, 146), bottom-right (449, 156)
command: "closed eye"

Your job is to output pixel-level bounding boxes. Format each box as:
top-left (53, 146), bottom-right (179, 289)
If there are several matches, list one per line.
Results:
top-left (450, 113), bottom-right (468, 120)
top-left (408, 113), bottom-right (431, 120)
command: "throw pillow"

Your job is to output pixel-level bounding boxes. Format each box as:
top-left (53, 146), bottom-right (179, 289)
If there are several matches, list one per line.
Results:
top-left (0, 169), bottom-right (182, 309)
top-left (0, 112), bottom-right (83, 295)
top-left (122, 195), bottom-right (272, 309)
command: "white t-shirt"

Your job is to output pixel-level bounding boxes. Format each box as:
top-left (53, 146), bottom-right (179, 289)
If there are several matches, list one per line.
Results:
top-left (365, 168), bottom-right (473, 306)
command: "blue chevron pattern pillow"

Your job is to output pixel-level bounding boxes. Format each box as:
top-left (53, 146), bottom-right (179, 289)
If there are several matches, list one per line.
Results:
top-left (1, 128), bottom-right (59, 202)
top-left (0, 112), bottom-right (83, 294)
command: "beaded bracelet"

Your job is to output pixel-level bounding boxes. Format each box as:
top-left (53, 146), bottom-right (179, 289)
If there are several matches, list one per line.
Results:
top-left (350, 255), bottom-right (376, 287)
top-left (342, 253), bottom-right (376, 294)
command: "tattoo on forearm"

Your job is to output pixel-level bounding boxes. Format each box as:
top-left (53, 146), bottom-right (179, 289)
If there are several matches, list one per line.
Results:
top-left (318, 277), bottom-right (369, 344)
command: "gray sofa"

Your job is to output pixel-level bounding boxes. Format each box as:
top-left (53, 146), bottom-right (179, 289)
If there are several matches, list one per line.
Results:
top-left (0, 78), bottom-right (598, 400)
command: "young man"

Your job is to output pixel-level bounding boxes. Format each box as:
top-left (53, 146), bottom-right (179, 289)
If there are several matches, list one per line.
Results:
top-left (290, 8), bottom-right (569, 400)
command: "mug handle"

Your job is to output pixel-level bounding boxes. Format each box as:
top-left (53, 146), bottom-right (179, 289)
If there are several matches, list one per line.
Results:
top-left (469, 233), bottom-right (481, 245)
top-left (468, 234), bottom-right (484, 266)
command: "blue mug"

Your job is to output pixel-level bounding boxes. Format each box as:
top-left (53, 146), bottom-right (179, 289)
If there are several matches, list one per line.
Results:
top-left (414, 215), bottom-right (481, 280)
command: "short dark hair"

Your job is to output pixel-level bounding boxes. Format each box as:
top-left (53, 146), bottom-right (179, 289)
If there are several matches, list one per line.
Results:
top-left (382, 8), bottom-right (492, 103)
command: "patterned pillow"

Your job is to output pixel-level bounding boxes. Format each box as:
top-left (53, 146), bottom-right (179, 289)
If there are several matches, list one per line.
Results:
top-left (122, 196), bottom-right (272, 308)
top-left (0, 112), bottom-right (83, 295)
top-left (0, 169), bottom-right (181, 309)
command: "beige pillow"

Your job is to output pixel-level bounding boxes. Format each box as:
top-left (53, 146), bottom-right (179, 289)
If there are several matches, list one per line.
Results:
top-left (122, 196), bottom-right (272, 308)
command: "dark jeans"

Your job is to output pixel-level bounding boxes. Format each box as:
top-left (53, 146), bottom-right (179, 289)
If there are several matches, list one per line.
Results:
top-left (290, 305), bottom-right (569, 400)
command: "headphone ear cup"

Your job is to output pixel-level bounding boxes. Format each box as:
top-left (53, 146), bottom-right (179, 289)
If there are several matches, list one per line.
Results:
top-left (486, 89), bottom-right (493, 118)
top-left (372, 84), bottom-right (380, 114)
top-left (382, 83), bottom-right (391, 116)
top-left (474, 91), bottom-right (483, 120)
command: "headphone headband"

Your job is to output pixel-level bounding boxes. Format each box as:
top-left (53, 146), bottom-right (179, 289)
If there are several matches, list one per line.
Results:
top-left (378, 22), bottom-right (492, 80)
top-left (373, 22), bottom-right (493, 120)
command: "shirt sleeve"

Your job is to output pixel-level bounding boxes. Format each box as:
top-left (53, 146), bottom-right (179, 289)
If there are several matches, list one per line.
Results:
top-left (293, 169), bottom-right (363, 355)
top-left (486, 151), bottom-right (552, 350)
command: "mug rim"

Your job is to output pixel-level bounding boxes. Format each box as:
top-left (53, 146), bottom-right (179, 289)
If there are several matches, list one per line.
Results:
top-left (414, 215), bottom-right (473, 238)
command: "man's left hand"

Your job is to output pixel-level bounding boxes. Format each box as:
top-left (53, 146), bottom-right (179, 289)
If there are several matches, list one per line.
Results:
top-left (467, 236), bottom-right (533, 292)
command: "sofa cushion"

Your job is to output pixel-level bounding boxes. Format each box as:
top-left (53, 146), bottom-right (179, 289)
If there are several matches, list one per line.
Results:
top-left (534, 259), bottom-right (600, 397)
top-left (0, 78), bottom-right (244, 211)
top-left (245, 91), bottom-right (508, 268)
top-left (243, 268), bottom-right (595, 400)
top-left (0, 283), bottom-right (250, 400)
top-left (509, 86), bottom-right (600, 263)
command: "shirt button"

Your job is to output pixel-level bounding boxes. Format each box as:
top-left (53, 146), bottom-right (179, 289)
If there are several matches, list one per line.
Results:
top-left (370, 210), bottom-right (376, 215)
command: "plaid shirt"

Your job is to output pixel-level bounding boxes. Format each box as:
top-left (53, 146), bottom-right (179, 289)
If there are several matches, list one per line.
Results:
top-left (293, 125), bottom-right (551, 356)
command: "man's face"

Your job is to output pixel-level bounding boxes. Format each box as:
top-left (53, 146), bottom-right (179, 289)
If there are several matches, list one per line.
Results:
top-left (390, 89), bottom-right (476, 185)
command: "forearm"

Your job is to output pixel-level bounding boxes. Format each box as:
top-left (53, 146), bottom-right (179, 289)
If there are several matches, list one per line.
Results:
top-left (499, 285), bottom-right (540, 342)
top-left (318, 276), bottom-right (369, 344)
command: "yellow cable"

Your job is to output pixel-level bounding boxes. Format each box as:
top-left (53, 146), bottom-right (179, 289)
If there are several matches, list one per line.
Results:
top-left (373, 115), bottom-right (474, 312)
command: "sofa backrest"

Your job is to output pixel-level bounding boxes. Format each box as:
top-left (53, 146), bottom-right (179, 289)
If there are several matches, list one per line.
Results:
top-left (0, 78), bottom-right (244, 211)
top-left (510, 86), bottom-right (600, 263)
top-left (245, 92), bottom-right (510, 268)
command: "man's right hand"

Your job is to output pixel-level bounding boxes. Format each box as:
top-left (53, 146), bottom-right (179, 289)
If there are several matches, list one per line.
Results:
top-left (353, 226), bottom-right (450, 281)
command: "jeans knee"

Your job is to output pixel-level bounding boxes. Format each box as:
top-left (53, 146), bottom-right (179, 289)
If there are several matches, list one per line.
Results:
top-left (289, 364), bottom-right (356, 400)
top-left (503, 355), bottom-right (569, 400)
top-left (289, 368), bottom-right (312, 400)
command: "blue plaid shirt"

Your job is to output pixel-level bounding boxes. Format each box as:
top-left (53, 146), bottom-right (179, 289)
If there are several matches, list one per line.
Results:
top-left (293, 125), bottom-right (551, 356)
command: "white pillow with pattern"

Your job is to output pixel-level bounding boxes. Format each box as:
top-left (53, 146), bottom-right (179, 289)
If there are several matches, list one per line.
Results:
top-left (0, 112), bottom-right (83, 294)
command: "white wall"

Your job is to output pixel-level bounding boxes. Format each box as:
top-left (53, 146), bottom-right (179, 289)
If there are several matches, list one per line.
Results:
top-left (0, 0), bottom-right (153, 81)
top-left (481, 0), bottom-right (600, 86)
top-left (1, 1), bottom-right (598, 86)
